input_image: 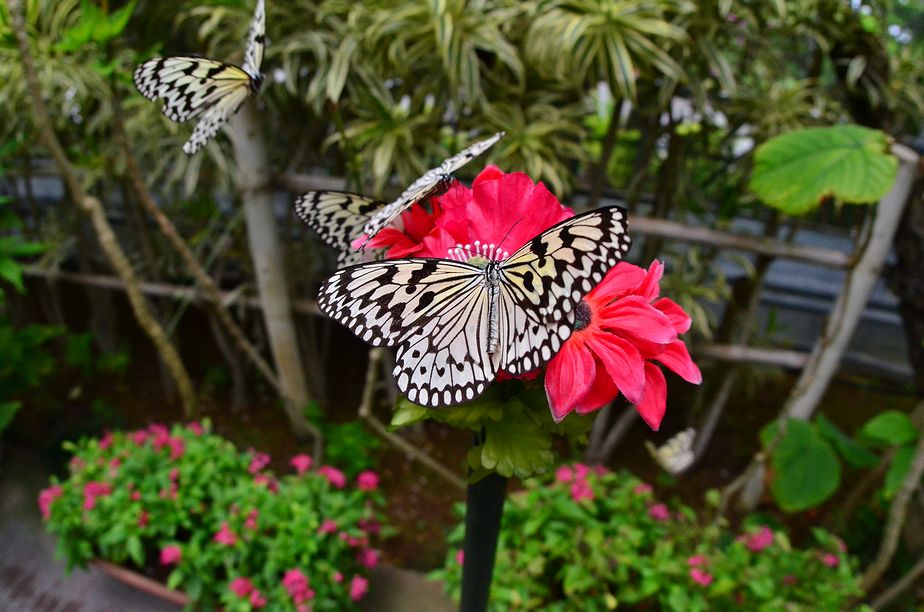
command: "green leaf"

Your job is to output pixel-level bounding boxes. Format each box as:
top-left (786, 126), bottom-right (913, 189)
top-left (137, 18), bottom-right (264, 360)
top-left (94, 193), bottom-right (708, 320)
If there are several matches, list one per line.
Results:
top-left (770, 419), bottom-right (841, 512)
top-left (481, 409), bottom-right (553, 478)
top-left (0, 400), bottom-right (21, 433)
top-left (390, 399), bottom-right (428, 428)
top-left (815, 414), bottom-right (879, 468)
top-left (859, 411), bottom-right (919, 447)
top-left (750, 125), bottom-right (898, 215)
top-left (883, 445), bottom-right (916, 499)
top-left (0, 257), bottom-right (24, 292)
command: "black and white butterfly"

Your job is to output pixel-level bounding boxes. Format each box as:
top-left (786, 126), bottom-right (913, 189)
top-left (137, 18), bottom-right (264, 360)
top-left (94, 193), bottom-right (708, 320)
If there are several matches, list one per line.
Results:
top-left (646, 428), bottom-right (696, 474)
top-left (317, 207), bottom-right (631, 408)
top-left (294, 131), bottom-right (504, 261)
top-left (133, 0), bottom-right (266, 154)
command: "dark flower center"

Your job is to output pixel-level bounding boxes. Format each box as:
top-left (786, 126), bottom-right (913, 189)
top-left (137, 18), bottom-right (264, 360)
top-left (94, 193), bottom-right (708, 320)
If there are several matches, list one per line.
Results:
top-left (573, 300), bottom-right (592, 331)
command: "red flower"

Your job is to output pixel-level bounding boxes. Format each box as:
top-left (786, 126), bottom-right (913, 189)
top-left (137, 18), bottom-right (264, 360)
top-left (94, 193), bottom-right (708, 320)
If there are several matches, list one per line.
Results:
top-left (744, 526), bottom-right (774, 552)
top-left (82, 481), bottom-right (111, 510)
top-left (690, 568), bottom-right (714, 586)
top-left (282, 568), bottom-right (315, 604)
top-left (317, 465), bottom-right (346, 489)
top-left (544, 260), bottom-right (701, 429)
top-left (357, 548), bottom-right (380, 569)
top-left (349, 575), bottom-right (369, 601)
top-left (214, 521), bottom-right (238, 546)
top-left (317, 518), bottom-right (338, 534)
top-left (229, 577), bottom-right (254, 597)
top-left (248, 451), bottom-right (271, 474)
top-left (648, 503), bottom-right (670, 521)
top-left (367, 165), bottom-right (573, 262)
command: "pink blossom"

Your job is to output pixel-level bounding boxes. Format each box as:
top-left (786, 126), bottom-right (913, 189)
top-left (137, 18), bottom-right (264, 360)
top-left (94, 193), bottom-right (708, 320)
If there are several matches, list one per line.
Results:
top-left (455, 550), bottom-right (465, 565)
top-left (131, 430), bottom-right (148, 446)
top-left (69, 456), bottom-right (86, 472)
top-left (821, 553), bottom-right (839, 568)
top-left (167, 437), bottom-right (185, 460)
top-left (573, 464), bottom-right (591, 480)
top-left (249, 451), bottom-right (271, 474)
top-left (283, 568), bottom-right (315, 603)
top-left (356, 470), bottom-right (380, 491)
top-left (357, 548), bottom-right (380, 569)
top-left (290, 453), bottom-right (313, 475)
top-left (318, 465), bottom-right (346, 489)
top-left (570, 479), bottom-right (594, 502)
top-left (229, 577), bottom-right (254, 597)
top-left (38, 485), bottom-right (63, 520)
top-left (648, 503), bottom-right (670, 521)
top-left (138, 511), bottom-right (150, 527)
top-left (783, 574), bottom-right (798, 586)
top-left (214, 521), bottom-right (238, 546)
top-left (332, 572), bottom-right (343, 583)
top-left (687, 555), bottom-right (707, 567)
top-left (82, 481), bottom-right (112, 510)
top-left (358, 518), bottom-right (381, 535)
top-left (131, 491), bottom-right (141, 501)
top-left (245, 509), bottom-right (259, 531)
top-left (318, 519), bottom-right (338, 534)
top-left (187, 421), bottom-right (204, 435)
top-left (555, 465), bottom-right (574, 483)
top-left (745, 526), bottom-right (774, 552)
top-left (690, 568), bottom-right (714, 586)
top-left (633, 483), bottom-right (653, 496)
top-left (160, 545), bottom-right (181, 565)
top-left (149, 424), bottom-right (170, 451)
top-left (99, 431), bottom-right (113, 450)
top-left (249, 591), bottom-right (266, 608)
top-left (253, 474), bottom-right (279, 493)
top-left (349, 575), bottom-right (369, 601)
top-left (593, 465), bottom-right (609, 476)
top-left (169, 468), bottom-right (179, 481)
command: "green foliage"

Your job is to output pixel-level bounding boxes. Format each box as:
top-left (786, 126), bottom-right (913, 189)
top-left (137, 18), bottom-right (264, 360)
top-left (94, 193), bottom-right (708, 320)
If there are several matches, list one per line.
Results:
top-left (749, 125), bottom-right (898, 215)
top-left (393, 380), bottom-right (592, 479)
top-left (304, 401), bottom-right (380, 477)
top-left (0, 322), bottom-right (62, 436)
top-left (42, 421), bottom-right (385, 610)
top-left (431, 467), bottom-right (863, 610)
top-left (0, 196), bottom-right (45, 293)
top-left (55, 0), bottom-right (138, 52)
top-left (761, 412), bottom-right (921, 511)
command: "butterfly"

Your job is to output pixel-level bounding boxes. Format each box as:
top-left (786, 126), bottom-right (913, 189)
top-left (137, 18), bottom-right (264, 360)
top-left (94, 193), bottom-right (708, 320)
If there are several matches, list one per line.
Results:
top-left (317, 207), bottom-right (631, 408)
top-left (133, 0), bottom-right (266, 154)
top-left (294, 131), bottom-right (504, 261)
top-left (646, 428), bottom-right (696, 474)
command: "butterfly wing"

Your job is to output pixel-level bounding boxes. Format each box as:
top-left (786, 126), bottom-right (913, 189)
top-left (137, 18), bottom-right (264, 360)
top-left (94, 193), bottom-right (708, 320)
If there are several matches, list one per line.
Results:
top-left (496, 206), bottom-right (631, 375)
top-left (242, 0), bottom-right (266, 80)
top-left (318, 259), bottom-right (500, 407)
top-left (133, 57), bottom-right (253, 153)
top-left (358, 131), bottom-right (506, 246)
top-left (294, 191), bottom-right (384, 266)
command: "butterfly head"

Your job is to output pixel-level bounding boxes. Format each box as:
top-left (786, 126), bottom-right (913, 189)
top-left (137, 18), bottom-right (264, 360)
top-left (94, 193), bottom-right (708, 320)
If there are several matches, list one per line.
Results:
top-left (249, 72), bottom-right (265, 92)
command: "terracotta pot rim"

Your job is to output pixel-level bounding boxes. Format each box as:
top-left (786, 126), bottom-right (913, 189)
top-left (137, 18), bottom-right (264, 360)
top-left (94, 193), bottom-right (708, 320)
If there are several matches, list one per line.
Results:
top-left (92, 559), bottom-right (190, 607)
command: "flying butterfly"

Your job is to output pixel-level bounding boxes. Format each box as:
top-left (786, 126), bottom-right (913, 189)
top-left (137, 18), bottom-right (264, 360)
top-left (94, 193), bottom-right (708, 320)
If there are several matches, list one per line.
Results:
top-left (317, 207), bottom-right (631, 408)
top-left (294, 131), bottom-right (504, 260)
top-left (646, 428), bottom-right (696, 475)
top-left (133, 0), bottom-right (266, 154)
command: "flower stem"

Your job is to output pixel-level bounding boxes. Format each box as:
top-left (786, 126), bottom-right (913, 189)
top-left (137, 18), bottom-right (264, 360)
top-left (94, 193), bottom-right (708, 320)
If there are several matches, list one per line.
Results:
top-left (460, 471), bottom-right (508, 612)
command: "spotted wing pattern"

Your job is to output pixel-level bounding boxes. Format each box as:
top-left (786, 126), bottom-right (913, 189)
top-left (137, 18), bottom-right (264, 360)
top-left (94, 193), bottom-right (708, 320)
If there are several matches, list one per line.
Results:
top-left (294, 191), bottom-right (384, 266)
top-left (358, 131), bottom-right (505, 247)
top-left (132, 1), bottom-right (265, 154)
top-left (317, 207), bottom-right (631, 408)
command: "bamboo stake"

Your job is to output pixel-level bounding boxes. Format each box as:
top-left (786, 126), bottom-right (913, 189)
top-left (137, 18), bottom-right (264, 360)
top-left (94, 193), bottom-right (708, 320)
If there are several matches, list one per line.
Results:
top-left (7, 0), bottom-right (196, 415)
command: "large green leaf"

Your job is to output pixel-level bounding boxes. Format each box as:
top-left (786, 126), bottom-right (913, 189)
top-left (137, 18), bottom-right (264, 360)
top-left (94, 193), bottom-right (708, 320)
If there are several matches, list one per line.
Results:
top-left (481, 407), bottom-right (553, 478)
top-left (815, 414), bottom-right (879, 469)
top-left (859, 410), bottom-right (919, 447)
top-left (883, 445), bottom-right (916, 499)
top-left (749, 125), bottom-right (897, 215)
top-left (769, 419), bottom-right (841, 512)
top-left (0, 400), bottom-right (20, 433)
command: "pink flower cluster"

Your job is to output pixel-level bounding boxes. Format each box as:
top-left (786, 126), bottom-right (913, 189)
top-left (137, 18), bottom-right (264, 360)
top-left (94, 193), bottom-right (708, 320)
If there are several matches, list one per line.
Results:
top-left (741, 526), bottom-right (774, 552)
top-left (290, 453), bottom-right (313, 474)
top-left (350, 575), bottom-right (369, 602)
top-left (248, 451), bottom-right (271, 474)
top-left (214, 521), bottom-right (237, 546)
top-left (555, 463), bottom-right (607, 503)
top-left (229, 577), bottom-right (266, 608)
top-left (38, 485), bottom-right (63, 520)
top-left (317, 465), bottom-right (346, 489)
top-left (82, 481), bottom-right (111, 510)
top-left (356, 470), bottom-right (380, 491)
top-left (687, 555), bottom-right (713, 586)
top-left (282, 568), bottom-right (315, 608)
top-left (160, 545), bottom-right (182, 565)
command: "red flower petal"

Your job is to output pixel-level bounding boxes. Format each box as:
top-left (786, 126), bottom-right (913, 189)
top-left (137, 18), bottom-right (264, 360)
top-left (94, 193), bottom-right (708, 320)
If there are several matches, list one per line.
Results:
top-left (573, 358), bottom-right (620, 415)
top-left (544, 339), bottom-right (596, 422)
top-left (654, 298), bottom-right (692, 334)
top-left (598, 295), bottom-right (677, 345)
top-left (584, 333), bottom-right (646, 404)
top-left (635, 362), bottom-right (667, 430)
top-left (472, 164), bottom-right (505, 186)
top-left (656, 340), bottom-right (702, 384)
top-left (587, 262), bottom-right (646, 304)
top-left (634, 260), bottom-right (665, 302)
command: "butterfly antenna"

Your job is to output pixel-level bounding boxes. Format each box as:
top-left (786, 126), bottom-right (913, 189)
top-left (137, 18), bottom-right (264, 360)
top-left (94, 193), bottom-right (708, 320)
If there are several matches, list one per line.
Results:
top-left (496, 218), bottom-right (524, 259)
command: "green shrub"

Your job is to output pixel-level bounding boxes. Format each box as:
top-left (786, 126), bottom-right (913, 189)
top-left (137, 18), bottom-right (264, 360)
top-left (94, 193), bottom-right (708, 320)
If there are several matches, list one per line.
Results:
top-left (40, 420), bottom-right (385, 610)
top-left (431, 465), bottom-right (863, 611)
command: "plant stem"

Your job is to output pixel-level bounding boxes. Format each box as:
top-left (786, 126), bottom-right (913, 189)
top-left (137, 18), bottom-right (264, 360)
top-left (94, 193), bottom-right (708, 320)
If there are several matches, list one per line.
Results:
top-left (587, 99), bottom-right (621, 209)
top-left (461, 469), bottom-right (508, 612)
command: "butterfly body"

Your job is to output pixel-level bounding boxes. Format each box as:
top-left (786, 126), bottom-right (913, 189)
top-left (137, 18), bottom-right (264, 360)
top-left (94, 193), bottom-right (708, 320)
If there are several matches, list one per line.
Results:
top-left (318, 207), bottom-right (631, 408)
top-left (133, 0), bottom-right (266, 154)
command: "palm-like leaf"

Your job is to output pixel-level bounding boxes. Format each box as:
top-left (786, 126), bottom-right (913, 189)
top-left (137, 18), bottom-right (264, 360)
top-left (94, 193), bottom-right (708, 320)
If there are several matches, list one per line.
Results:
top-left (524, 0), bottom-right (691, 100)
